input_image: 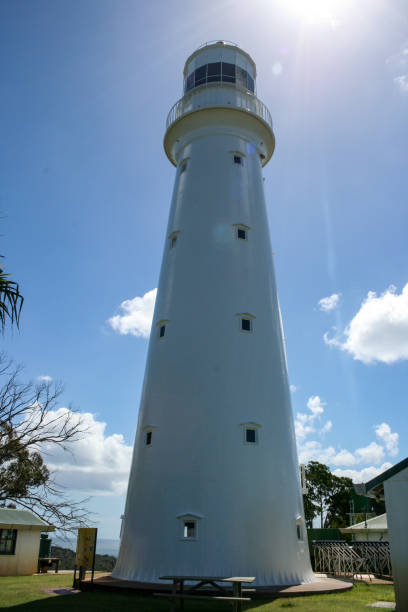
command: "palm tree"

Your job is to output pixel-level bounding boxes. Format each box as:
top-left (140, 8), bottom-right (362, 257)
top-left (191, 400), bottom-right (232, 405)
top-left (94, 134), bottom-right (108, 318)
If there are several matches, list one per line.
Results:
top-left (0, 260), bottom-right (23, 332)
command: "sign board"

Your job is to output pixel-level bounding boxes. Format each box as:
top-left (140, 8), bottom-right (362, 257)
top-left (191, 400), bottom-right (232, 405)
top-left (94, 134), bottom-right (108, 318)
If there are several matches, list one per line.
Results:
top-left (75, 528), bottom-right (97, 569)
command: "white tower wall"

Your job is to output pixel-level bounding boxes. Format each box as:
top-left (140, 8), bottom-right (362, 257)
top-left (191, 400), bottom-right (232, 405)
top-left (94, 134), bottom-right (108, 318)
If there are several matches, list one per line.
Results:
top-left (113, 42), bottom-right (313, 585)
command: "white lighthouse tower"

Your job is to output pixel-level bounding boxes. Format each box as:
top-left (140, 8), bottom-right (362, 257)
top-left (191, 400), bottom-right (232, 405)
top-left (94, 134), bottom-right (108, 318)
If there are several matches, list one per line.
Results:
top-left (113, 41), bottom-right (313, 586)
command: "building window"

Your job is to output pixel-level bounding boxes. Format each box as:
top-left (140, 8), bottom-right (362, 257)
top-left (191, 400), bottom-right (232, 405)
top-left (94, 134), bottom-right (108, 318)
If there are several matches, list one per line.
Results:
top-left (157, 319), bottom-right (169, 339)
top-left (233, 224), bottom-right (250, 241)
top-left (241, 421), bottom-right (261, 445)
top-left (0, 529), bottom-right (17, 555)
top-left (236, 312), bottom-right (255, 333)
top-left (184, 521), bottom-right (196, 539)
top-left (143, 425), bottom-right (156, 447)
top-left (234, 155), bottom-right (243, 165)
top-left (177, 512), bottom-right (203, 541)
top-left (241, 318), bottom-right (251, 332)
top-left (245, 428), bottom-right (257, 444)
top-left (184, 62), bottom-right (255, 93)
top-left (295, 516), bottom-right (305, 541)
top-left (169, 231), bottom-right (180, 250)
top-left (180, 160), bottom-right (187, 174)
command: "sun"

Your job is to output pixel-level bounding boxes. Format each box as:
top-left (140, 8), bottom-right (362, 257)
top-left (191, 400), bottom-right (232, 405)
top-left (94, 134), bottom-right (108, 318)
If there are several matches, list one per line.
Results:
top-left (282, 0), bottom-right (349, 26)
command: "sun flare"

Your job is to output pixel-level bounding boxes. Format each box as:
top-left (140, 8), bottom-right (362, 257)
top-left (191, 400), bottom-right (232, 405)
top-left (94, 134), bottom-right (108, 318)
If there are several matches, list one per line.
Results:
top-left (282, 0), bottom-right (350, 26)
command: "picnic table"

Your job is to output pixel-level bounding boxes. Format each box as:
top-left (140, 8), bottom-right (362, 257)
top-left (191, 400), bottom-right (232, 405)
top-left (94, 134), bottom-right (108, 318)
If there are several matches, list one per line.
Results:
top-left (38, 557), bottom-right (60, 573)
top-left (155, 575), bottom-right (255, 612)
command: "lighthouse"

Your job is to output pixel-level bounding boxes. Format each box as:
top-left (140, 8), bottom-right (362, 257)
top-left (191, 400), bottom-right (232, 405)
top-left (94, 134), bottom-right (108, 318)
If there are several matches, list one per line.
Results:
top-left (113, 41), bottom-right (313, 585)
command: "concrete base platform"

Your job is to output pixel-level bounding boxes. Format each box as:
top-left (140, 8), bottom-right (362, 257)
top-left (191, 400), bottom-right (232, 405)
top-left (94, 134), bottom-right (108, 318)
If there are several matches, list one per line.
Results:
top-left (83, 573), bottom-right (353, 598)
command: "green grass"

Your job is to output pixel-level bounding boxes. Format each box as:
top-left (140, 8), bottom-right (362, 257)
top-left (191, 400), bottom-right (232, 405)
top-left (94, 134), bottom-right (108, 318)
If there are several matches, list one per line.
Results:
top-left (0, 575), bottom-right (395, 611)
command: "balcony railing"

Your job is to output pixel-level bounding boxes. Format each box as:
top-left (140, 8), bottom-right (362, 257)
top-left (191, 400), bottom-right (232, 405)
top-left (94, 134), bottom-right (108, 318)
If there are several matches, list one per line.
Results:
top-left (166, 84), bottom-right (273, 132)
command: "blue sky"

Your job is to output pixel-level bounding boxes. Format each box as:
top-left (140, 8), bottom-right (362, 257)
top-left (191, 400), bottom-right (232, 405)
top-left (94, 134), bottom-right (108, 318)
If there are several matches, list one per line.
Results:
top-left (2, 0), bottom-right (408, 538)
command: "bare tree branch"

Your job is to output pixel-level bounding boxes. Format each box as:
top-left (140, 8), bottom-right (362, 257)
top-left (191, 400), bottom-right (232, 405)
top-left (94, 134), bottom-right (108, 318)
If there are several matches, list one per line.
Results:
top-left (0, 354), bottom-right (92, 533)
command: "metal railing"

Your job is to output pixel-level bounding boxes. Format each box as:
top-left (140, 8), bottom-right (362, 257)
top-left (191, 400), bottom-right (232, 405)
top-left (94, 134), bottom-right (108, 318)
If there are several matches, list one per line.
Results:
top-left (166, 84), bottom-right (273, 132)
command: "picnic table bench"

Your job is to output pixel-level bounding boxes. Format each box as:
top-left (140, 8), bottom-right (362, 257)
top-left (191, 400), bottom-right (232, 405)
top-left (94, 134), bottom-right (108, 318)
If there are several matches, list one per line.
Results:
top-left (155, 575), bottom-right (255, 611)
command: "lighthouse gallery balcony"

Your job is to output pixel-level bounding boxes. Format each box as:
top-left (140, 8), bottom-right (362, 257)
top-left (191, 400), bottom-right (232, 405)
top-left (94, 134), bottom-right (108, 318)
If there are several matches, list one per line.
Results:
top-left (166, 82), bottom-right (273, 133)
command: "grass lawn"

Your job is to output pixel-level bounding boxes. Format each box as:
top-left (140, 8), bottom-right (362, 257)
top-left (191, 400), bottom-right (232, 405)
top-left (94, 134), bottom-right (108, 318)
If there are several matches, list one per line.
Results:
top-left (0, 574), bottom-right (395, 611)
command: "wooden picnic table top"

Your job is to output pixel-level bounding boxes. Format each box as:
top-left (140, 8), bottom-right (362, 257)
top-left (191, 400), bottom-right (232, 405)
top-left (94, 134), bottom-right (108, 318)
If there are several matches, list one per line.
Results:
top-left (159, 576), bottom-right (255, 583)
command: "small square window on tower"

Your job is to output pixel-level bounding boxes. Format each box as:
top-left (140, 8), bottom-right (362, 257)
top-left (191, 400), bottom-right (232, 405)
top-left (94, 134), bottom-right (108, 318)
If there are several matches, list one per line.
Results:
top-left (169, 231), bottom-right (180, 250)
top-left (236, 312), bottom-right (255, 333)
top-left (177, 512), bottom-right (203, 541)
top-left (241, 421), bottom-right (261, 446)
top-left (157, 319), bottom-right (169, 339)
top-left (241, 318), bottom-right (251, 332)
top-left (234, 155), bottom-right (243, 165)
top-left (295, 516), bottom-right (305, 541)
top-left (184, 521), bottom-right (196, 538)
top-left (142, 425), bottom-right (156, 447)
top-left (245, 428), bottom-right (257, 443)
top-left (233, 224), bottom-right (250, 241)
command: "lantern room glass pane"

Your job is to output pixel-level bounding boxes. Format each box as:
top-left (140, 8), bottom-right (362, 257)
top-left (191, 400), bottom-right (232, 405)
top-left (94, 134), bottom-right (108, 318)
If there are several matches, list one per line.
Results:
top-left (236, 66), bottom-right (247, 89)
top-left (222, 62), bottom-right (236, 83)
top-left (186, 73), bottom-right (194, 91)
top-left (207, 62), bottom-right (221, 82)
top-left (195, 65), bottom-right (207, 86)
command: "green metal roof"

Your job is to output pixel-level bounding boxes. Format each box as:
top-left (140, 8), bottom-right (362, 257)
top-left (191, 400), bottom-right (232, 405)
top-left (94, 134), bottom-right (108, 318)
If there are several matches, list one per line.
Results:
top-left (0, 508), bottom-right (55, 530)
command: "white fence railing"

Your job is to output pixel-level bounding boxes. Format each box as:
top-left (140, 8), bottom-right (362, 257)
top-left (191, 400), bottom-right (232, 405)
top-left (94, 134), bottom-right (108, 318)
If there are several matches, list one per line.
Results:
top-left (166, 85), bottom-right (273, 131)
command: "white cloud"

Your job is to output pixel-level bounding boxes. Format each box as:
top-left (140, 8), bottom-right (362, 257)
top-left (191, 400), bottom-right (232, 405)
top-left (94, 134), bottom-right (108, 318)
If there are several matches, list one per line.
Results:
top-left (108, 288), bottom-right (157, 338)
top-left (333, 463), bottom-right (393, 484)
top-left (295, 394), bottom-right (399, 482)
top-left (355, 442), bottom-right (385, 465)
top-left (387, 45), bottom-right (408, 93)
top-left (307, 396), bottom-right (325, 416)
top-left (290, 384), bottom-right (297, 393)
top-left (318, 293), bottom-right (341, 312)
top-left (40, 409), bottom-right (133, 496)
top-left (38, 375), bottom-right (52, 382)
top-left (295, 396), bottom-right (327, 440)
top-left (375, 422), bottom-right (399, 456)
top-left (394, 75), bottom-right (408, 92)
top-left (320, 420), bottom-right (332, 434)
top-left (324, 284), bottom-right (408, 364)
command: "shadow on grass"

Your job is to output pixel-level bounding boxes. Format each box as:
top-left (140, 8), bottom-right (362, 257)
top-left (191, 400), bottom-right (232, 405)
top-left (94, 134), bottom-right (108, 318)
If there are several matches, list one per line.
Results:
top-left (0, 591), bottom-right (275, 612)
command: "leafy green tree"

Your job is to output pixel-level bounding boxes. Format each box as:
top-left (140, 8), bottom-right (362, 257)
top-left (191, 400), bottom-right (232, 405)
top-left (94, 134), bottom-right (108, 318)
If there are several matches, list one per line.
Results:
top-left (303, 461), bottom-right (353, 528)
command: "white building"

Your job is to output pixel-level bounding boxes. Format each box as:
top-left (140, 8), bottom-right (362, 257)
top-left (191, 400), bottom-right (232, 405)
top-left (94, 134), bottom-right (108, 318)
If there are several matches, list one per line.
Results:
top-left (113, 41), bottom-right (313, 586)
top-left (0, 508), bottom-right (54, 576)
top-left (340, 513), bottom-right (388, 542)
top-left (355, 458), bottom-right (408, 611)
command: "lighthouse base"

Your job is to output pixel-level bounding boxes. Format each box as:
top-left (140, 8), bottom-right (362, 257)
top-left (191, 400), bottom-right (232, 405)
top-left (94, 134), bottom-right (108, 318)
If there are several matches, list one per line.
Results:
top-left (83, 573), bottom-right (353, 597)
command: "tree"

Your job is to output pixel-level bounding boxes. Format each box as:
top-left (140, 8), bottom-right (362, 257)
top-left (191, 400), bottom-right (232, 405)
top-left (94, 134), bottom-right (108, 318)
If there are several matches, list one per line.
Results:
top-left (0, 260), bottom-right (23, 332)
top-left (0, 355), bottom-right (90, 533)
top-left (303, 461), bottom-right (353, 528)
